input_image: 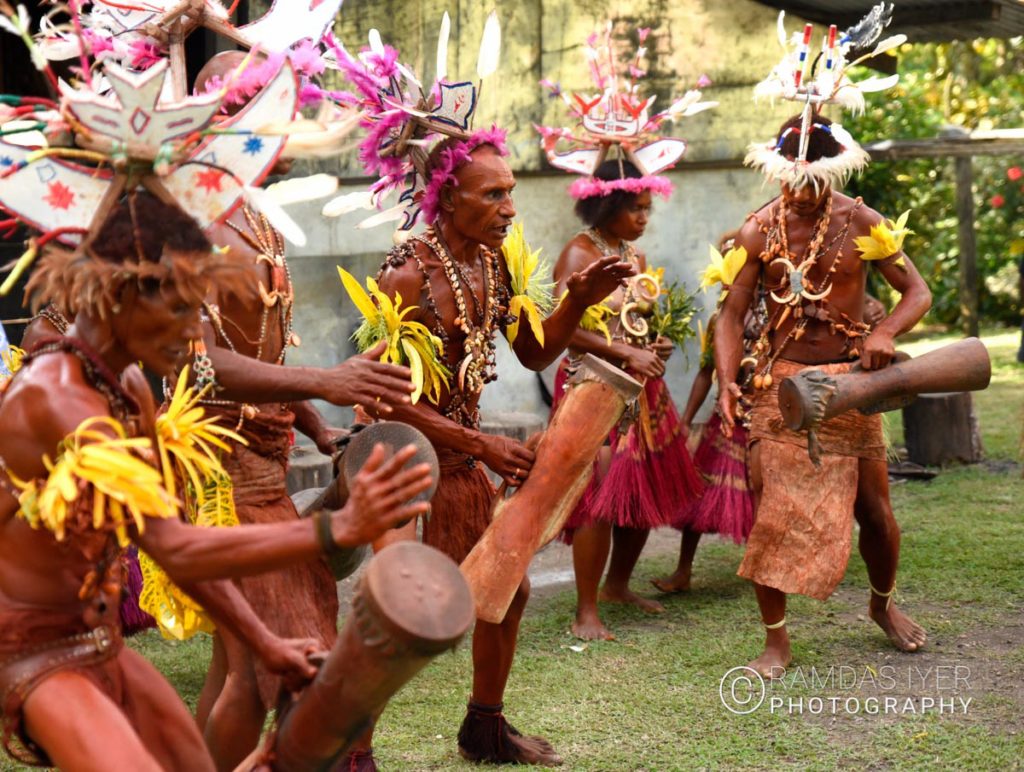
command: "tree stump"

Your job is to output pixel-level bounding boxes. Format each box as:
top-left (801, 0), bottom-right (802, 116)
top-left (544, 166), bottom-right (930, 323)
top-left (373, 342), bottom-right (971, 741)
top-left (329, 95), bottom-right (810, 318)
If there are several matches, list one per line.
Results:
top-left (287, 445), bottom-right (333, 494)
top-left (902, 392), bottom-right (983, 466)
top-left (479, 411), bottom-right (546, 443)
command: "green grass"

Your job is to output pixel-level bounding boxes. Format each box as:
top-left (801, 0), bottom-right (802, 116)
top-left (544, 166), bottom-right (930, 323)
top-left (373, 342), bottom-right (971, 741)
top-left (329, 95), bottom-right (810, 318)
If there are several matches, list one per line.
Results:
top-left (3, 329), bottom-right (1022, 771)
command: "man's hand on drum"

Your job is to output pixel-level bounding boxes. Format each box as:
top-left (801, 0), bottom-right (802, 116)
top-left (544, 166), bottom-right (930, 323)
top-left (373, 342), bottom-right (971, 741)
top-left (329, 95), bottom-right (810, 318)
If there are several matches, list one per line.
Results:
top-left (318, 341), bottom-right (416, 414)
top-left (565, 254), bottom-right (637, 307)
top-left (260, 635), bottom-right (321, 692)
top-left (332, 443), bottom-right (433, 546)
top-left (651, 335), bottom-right (674, 362)
top-left (623, 346), bottom-right (666, 379)
top-left (478, 434), bottom-right (535, 488)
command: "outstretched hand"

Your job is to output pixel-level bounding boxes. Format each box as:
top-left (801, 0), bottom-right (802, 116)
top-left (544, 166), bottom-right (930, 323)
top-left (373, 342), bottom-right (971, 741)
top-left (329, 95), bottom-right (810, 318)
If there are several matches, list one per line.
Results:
top-left (565, 255), bottom-right (636, 308)
top-left (261, 636), bottom-right (321, 692)
top-left (331, 443), bottom-right (433, 547)
top-left (318, 341), bottom-right (415, 414)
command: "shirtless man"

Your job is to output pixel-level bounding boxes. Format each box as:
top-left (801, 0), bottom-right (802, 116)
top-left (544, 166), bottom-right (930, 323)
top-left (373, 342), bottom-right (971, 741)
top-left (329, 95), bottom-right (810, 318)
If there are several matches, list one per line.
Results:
top-left (0, 193), bottom-right (431, 770)
top-left (351, 136), bottom-right (633, 767)
top-left (716, 114), bottom-right (932, 677)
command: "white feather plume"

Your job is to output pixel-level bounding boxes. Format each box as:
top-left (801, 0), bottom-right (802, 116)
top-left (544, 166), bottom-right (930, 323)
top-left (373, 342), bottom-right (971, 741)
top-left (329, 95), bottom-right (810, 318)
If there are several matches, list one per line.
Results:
top-left (243, 186), bottom-right (307, 247)
top-left (321, 190), bottom-right (375, 218)
top-left (368, 29), bottom-right (385, 56)
top-left (436, 11), bottom-right (451, 84)
top-left (855, 73), bottom-right (900, 93)
top-left (264, 174), bottom-right (339, 206)
top-left (776, 11), bottom-right (788, 48)
top-left (357, 202), bottom-right (408, 230)
top-left (476, 11), bottom-right (501, 80)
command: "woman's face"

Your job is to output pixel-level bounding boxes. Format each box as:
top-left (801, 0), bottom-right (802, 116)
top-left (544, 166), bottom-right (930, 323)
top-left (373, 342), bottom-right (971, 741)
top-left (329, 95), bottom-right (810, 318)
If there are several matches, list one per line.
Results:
top-left (112, 251), bottom-right (206, 377)
top-left (602, 190), bottom-right (652, 242)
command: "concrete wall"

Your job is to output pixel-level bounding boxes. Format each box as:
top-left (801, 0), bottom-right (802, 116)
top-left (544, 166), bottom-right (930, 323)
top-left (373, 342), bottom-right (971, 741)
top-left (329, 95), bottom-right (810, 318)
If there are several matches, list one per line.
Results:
top-left (275, 0), bottom-right (803, 434)
top-left (283, 164), bottom-right (773, 431)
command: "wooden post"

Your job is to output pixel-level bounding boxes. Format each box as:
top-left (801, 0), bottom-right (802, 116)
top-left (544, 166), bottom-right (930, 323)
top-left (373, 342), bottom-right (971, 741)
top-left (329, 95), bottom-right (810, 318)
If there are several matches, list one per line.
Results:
top-left (939, 126), bottom-right (980, 337)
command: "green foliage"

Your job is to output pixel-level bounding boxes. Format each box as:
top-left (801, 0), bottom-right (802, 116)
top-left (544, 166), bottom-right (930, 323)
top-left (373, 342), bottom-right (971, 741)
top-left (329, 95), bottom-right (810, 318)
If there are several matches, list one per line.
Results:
top-left (846, 38), bottom-right (1024, 326)
top-left (650, 281), bottom-right (699, 348)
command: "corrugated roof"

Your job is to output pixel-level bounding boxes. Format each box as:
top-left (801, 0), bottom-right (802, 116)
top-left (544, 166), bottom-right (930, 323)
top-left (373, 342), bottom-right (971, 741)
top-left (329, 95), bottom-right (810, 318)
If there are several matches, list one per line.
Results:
top-left (751, 1), bottom-right (1024, 41)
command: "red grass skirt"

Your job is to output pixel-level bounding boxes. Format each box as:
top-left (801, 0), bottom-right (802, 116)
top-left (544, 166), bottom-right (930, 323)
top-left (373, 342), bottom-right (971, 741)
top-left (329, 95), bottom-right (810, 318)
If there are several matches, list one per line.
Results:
top-left (674, 413), bottom-right (755, 543)
top-left (551, 359), bottom-right (703, 542)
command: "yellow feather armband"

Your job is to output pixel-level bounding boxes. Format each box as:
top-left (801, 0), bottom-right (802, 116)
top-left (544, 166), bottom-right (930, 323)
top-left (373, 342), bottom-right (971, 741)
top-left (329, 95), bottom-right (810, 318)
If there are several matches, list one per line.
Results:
top-left (571, 292), bottom-right (615, 345)
top-left (10, 416), bottom-right (175, 546)
top-left (139, 368), bottom-right (244, 640)
top-left (501, 223), bottom-right (554, 347)
top-left (338, 266), bottom-right (451, 405)
top-left (854, 210), bottom-right (911, 269)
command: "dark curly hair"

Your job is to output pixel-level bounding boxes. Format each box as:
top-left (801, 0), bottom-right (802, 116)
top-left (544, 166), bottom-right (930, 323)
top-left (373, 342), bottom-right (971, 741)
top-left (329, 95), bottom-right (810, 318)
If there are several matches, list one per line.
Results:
top-left (91, 191), bottom-right (211, 265)
top-left (573, 159), bottom-right (643, 229)
top-left (774, 113), bottom-right (841, 163)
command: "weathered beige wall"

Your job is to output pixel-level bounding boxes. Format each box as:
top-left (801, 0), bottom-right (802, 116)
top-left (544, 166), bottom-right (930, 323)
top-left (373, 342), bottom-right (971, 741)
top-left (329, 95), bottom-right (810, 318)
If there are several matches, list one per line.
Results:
top-left (280, 0), bottom-right (806, 430)
top-left (327, 0), bottom-right (797, 171)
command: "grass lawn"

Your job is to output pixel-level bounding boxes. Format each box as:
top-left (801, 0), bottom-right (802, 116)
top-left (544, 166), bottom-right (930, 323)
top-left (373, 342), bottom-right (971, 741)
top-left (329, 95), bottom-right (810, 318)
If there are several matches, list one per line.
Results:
top-left (5, 329), bottom-right (1021, 771)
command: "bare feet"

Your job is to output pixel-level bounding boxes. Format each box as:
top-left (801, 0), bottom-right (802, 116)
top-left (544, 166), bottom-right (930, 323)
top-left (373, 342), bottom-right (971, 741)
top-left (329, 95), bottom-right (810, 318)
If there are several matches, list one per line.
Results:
top-left (869, 600), bottom-right (927, 652)
top-left (650, 567), bottom-right (691, 594)
top-left (747, 628), bottom-right (791, 679)
top-left (571, 607), bottom-right (615, 641)
top-left (599, 585), bottom-right (665, 614)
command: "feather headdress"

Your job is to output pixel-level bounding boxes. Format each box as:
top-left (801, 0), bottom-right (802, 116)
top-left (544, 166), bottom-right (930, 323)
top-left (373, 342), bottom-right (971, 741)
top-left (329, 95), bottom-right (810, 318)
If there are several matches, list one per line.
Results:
top-left (321, 12), bottom-right (508, 231)
top-left (745, 3), bottom-right (905, 191)
top-left (535, 22), bottom-right (716, 200)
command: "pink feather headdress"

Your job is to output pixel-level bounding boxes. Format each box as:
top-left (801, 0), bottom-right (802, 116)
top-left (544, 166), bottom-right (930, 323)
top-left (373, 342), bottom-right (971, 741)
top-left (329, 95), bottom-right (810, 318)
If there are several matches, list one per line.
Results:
top-left (322, 12), bottom-right (508, 231)
top-left (535, 22), bottom-right (716, 201)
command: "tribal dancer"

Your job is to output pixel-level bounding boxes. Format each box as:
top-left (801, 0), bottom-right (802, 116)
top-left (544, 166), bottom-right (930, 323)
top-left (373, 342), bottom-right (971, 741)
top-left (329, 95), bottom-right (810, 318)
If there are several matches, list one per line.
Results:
top-left (653, 236), bottom-right (759, 594)
top-left (181, 52), bottom-right (421, 771)
top-left (0, 191), bottom-right (432, 771)
top-left (536, 25), bottom-right (709, 640)
top-left (716, 7), bottom-right (931, 677)
top-left (0, 24), bottom-right (421, 765)
top-left (332, 20), bottom-right (634, 766)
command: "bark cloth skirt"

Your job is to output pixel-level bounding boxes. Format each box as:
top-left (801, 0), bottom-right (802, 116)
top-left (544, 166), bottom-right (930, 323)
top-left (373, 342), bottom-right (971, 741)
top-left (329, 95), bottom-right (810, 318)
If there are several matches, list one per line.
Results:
top-left (737, 359), bottom-right (885, 601)
top-left (551, 357), bottom-right (703, 542)
top-left (204, 404), bottom-right (340, 708)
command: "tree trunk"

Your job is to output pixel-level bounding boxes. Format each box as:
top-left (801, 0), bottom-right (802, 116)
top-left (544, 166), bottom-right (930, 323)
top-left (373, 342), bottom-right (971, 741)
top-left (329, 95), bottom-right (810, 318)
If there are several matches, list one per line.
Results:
top-left (902, 392), bottom-right (983, 466)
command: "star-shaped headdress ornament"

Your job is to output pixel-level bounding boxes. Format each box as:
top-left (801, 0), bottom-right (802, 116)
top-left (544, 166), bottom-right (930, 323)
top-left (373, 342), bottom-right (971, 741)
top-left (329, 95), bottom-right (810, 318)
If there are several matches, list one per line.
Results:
top-left (744, 2), bottom-right (907, 191)
top-left (534, 22), bottom-right (716, 200)
top-left (0, 2), bottom-right (313, 307)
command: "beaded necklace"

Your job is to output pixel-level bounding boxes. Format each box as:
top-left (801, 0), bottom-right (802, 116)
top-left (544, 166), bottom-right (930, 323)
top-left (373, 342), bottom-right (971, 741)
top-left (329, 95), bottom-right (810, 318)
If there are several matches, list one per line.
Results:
top-left (217, 204), bottom-right (298, 364)
top-left (414, 225), bottom-right (504, 429)
top-left (750, 194), bottom-right (866, 389)
top-left (32, 304), bottom-right (71, 335)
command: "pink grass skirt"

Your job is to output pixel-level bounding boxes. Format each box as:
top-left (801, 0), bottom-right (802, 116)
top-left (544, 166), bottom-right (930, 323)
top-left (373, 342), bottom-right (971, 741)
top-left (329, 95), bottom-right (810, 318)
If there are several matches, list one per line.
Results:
top-left (675, 413), bottom-right (755, 544)
top-left (551, 358), bottom-right (703, 543)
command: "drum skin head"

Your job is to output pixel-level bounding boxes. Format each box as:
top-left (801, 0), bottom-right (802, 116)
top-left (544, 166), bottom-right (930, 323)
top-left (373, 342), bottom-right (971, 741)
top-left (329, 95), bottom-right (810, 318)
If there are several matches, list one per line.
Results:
top-left (290, 486), bottom-right (368, 581)
top-left (343, 421), bottom-right (440, 504)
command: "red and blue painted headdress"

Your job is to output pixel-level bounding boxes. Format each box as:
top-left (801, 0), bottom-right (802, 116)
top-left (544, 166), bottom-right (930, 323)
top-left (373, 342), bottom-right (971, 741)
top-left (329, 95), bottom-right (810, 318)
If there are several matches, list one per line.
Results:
top-left (745, 3), bottom-right (906, 191)
top-left (534, 22), bottom-right (716, 201)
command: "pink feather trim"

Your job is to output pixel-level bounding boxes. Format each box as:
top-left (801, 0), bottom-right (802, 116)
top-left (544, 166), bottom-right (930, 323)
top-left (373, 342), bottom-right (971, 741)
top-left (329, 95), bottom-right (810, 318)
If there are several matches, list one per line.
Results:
top-left (419, 126), bottom-right (509, 225)
top-left (569, 174), bottom-right (674, 200)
